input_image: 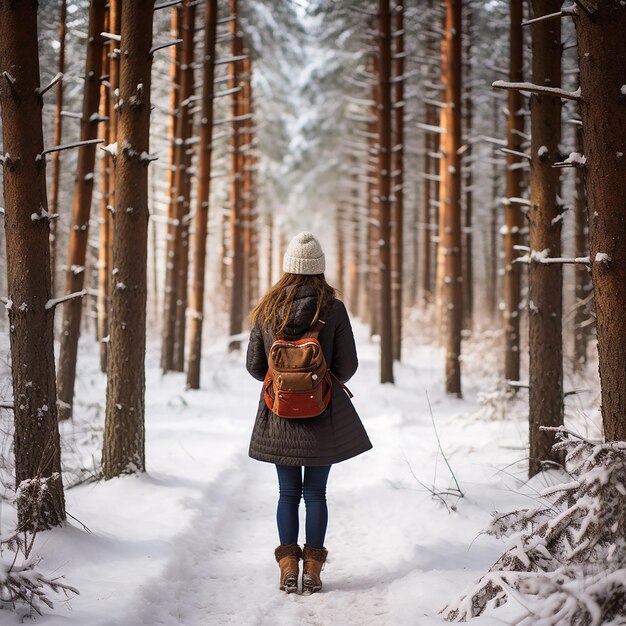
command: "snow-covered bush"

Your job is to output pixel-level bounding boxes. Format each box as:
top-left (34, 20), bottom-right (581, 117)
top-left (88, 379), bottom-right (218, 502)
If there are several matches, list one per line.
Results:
top-left (443, 431), bottom-right (626, 625)
top-left (0, 533), bottom-right (78, 616)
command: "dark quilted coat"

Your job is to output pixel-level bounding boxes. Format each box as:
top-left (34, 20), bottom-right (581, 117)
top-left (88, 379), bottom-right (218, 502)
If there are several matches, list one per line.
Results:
top-left (246, 286), bottom-right (372, 466)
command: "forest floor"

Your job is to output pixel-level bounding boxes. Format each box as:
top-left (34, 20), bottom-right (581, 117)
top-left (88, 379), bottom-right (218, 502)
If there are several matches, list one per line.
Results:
top-left (0, 321), bottom-right (601, 625)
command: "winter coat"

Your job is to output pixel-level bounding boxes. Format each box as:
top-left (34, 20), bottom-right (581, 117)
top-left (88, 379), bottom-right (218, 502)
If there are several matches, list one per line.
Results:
top-left (246, 286), bottom-right (373, 466)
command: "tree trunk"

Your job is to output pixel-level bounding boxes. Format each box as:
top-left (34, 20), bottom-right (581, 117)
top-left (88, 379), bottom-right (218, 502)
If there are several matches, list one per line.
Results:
top-left (574, 1), bottom-right (626, 441)
top-left (0, 0), bottom-right (66, 531)
top-left (462, 6), bottom-right (473, 330)
top-left (97, 6), bottom-right (111, 372)
top-left (377, 0), bottom-right (394, 384)
top-left (98, 0), bottom-right (121, 374)
top-left (241, 51), bottom-right (255, 314)
top-left (391, 2), bottom-right (404, 362)
top-left (102, 0), bottom-right (155, 479)
top-left (421, 105), bottom-right (433, 304)
top-left (336, 205), bottom-right (345, 295)
top-left (573, 125), bottom-right (591, 370)
top-left (186, 0), bottom-right (218, 390)
top-left (528, 0), bottom-right (563, 477)
top-left (56, 0), bottom-right (106, 420)
top-left (49, 0), bottom-right (67, 298)
top-left (172, 0), bottom-right (196, 371)
top-left (266, 212), bottom-right (274, 290)
top-left (367, 77), bottom-right (379, 335)
top-left (435, 29), bottom-right (448, 342)
top-left (228, 1), bottom-right (245, 352)
top-left (441, 0), bottom-right (463, 396)
top-left (487, 97), bottom-right (501, 319)
top-left (503, 0), bottom-right (525, 383)
top-left (349, 160), bottom-right (361, 317)
top-left (161, 6), bottom-right (182, 372)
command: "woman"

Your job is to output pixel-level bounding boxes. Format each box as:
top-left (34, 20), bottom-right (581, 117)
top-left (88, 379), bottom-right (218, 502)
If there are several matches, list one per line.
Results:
top-left (246, 231), bottom-right (372, 595)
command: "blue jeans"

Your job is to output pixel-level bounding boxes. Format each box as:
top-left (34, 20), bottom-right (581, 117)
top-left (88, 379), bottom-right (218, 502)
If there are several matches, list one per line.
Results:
top-left (275, 464), bottom-right (331, 549)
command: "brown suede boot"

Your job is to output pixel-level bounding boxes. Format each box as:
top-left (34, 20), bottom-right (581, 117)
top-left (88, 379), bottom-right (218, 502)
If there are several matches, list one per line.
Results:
top-left (275, 544), bottom-right (302, 594)
top-left (302, 545), bottom-right (328, 595)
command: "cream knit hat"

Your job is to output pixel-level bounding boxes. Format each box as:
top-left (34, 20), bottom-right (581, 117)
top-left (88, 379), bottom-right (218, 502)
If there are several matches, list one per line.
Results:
top-left (282, 231), bottom-right (326, 275)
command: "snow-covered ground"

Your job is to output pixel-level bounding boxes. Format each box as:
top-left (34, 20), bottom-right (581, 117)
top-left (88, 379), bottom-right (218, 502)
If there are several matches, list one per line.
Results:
top-left (0, 323), bottom-right (599, 625)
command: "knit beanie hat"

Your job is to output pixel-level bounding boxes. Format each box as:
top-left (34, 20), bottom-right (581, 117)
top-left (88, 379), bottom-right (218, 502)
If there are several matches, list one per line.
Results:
top-left (282, 232), bottom-right (326, 275)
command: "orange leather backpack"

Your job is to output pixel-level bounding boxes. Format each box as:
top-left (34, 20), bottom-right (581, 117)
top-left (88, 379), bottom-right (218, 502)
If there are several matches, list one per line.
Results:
top-left (263, 319), bottom-right (333, 418)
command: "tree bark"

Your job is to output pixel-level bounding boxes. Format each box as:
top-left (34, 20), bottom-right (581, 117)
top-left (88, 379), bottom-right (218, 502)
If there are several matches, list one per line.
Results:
top-left (528, 0), bottom-right (563, 477)
top-left (462, 6), bottom-right (473, 330)
top-left (487, 96), bottom-right (501, 319)
top-left (49, 0), bottom-right (67, 298)
top-left (97, 6), bottom-right (111, 373)
top-left (503, 0), bottom-right (525, 383)
top-left (441, 0), bottom-right (463, 396)
top-left (228, 1), bottom-right (245, 352)
top-left (186, 0), bottom-right (218, 390)
top-left (0, 0), bottom-right (66, 531)
top-left (573, 1), bottom-right (626, 441)
top-left (161, 6), bottom-right (182, 372)
top-left (241, 51), bottom-right (255, 314)
top-left (367, 74), bottom-right (379, 335)
top-left (421, 105), bottom-right (434, 304)
top-left (336, 205), bottom-right (345, 295)
top-left (98, 0), bottom-right (121, 374)
top-left (57, 0), bottom-right (107, 420)
top-left (573, 125), bottom-right (591, 370)
top-left (391, 2), bottom-right (404, 362)
top-left (349, 159), bottom-right (361, 317)
top-left (377, 0), bottom-right (394, 384)
top-left (102, 0), bottom-right (155, 479)
top-left (172, 0), bottom-right (196, 371)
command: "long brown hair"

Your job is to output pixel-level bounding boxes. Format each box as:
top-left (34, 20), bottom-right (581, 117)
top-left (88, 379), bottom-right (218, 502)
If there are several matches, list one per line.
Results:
top-left (249, 273), bottom-right (336, 336)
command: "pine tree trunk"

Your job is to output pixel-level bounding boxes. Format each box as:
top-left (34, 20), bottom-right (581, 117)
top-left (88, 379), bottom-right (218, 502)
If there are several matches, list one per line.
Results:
top-left (528, 0), bottom-right (563, 477)
top-left (99, 0), bottom-right (121, 374)
top-left (503, 0), bottom-right (525, 383)
top-left (573, 125), bottom-right (591, 370)
top-left (421, 106), bottom-right (433, 304)
top-left (266, 212), bottom-right (274, 290)
top-left (172, 0), bottom-right (196, 371)
top-left (57, 0), bottom-right (107, 420)
top-left (336, 205), bottom-right (345, 295)
top-left (161, 6), bottom-right (182, 372)
top-left (349, 161), bottom-right (361, 317)
top-left (487, 97), bottom-right (501, 318)
top-left (186, 0), bottom-right (218, 390)
top-left (573, 1), bottom-right (626, 441)
top-left (97, 6), bottom-right (111, 373)
top-left (441, 0), bottom-right (463, 396)
top-left (228, 3), bottom-right (245, 352)
top-left (367, 82), bottom-right (379, 335)
top-left (435, 30), bottom-right (448, 342)
top-left (391, 2), bottom-right (404, 362)
top-left (462, 7), bottom-right (473, 330)
top-left (241, 51), bottom-right (254, 314)
top-left (0, 0), bottom-right (66, 531)
top-left (377, 0), bottom-right (394, 384)
top-left (49, 0), bottom-right (67, 298)
top-left (102, 0), bottom-right (155, 479)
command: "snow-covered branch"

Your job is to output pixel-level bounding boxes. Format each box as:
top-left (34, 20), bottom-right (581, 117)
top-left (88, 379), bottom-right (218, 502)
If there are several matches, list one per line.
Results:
top-left (45, 289), bottom-right (88, 311)
top-left (492, 80), bottom-right (582, 102)
top-left (150, 39), bottom-right (183, 55)
top-left (443, 435), bottom-right (626, 624)
top-left (154, 0), bottom-right (182, 10)
top-left (35, 73), bottom-right (63, 98)
top-left (37, 138), bottom-right (104, 163)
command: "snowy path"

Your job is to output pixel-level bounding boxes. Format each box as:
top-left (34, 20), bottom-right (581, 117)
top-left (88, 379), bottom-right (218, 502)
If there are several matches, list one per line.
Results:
top-left (4, 327), bottom-right (536, 625)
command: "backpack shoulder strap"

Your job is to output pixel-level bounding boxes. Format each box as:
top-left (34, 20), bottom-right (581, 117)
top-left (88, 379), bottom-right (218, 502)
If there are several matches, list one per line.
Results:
top-left (307, 318), bottom-right (325, 339)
